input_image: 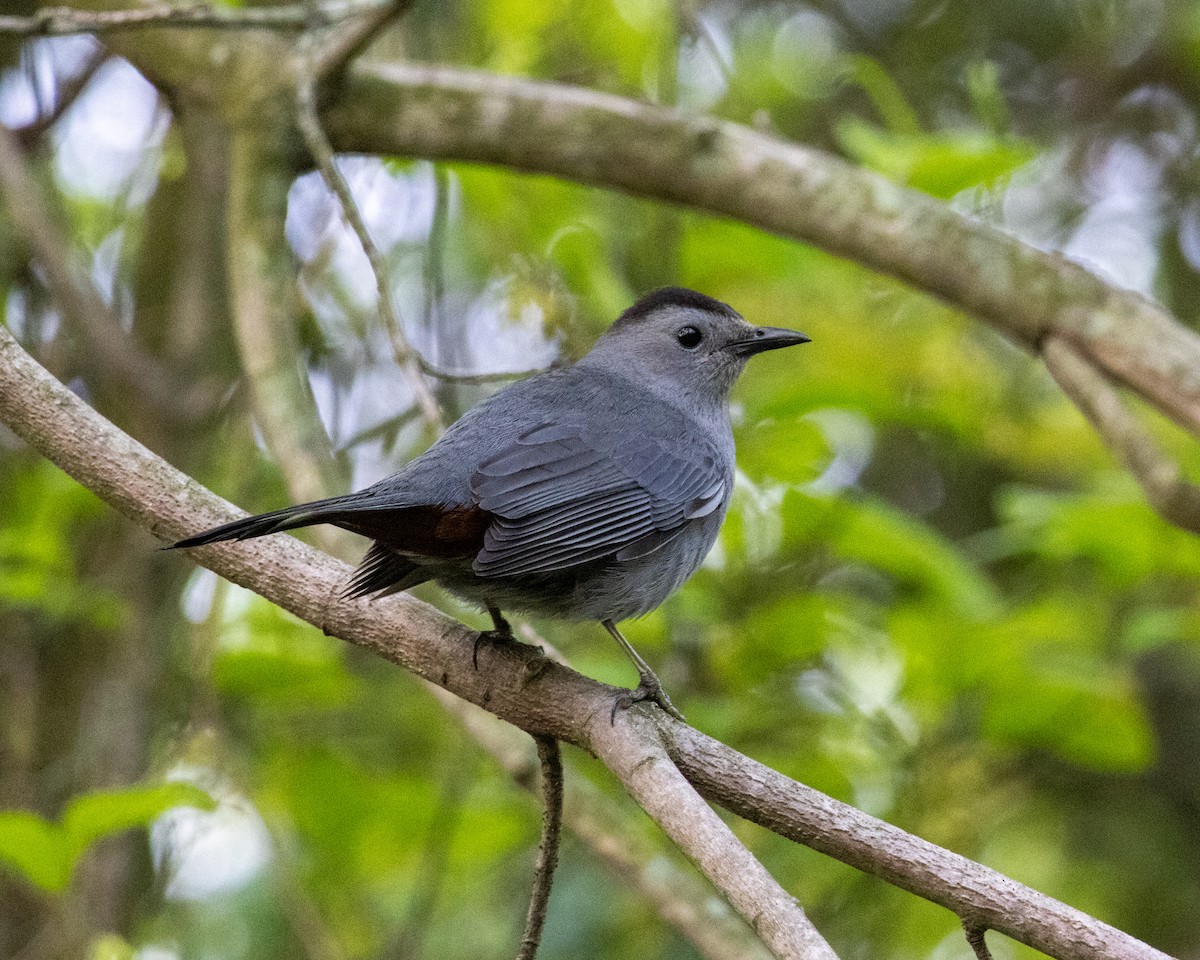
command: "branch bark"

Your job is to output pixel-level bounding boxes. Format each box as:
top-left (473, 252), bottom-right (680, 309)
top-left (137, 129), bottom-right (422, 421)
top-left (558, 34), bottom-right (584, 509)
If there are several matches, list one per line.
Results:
top-left (0, 320), bottom-right (1173, 960)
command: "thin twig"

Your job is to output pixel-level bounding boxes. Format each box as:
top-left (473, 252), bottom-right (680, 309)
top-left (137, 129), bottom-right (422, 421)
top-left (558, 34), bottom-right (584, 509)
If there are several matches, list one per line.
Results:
top-left (1043, 336), bottom-right (1200, 534)
top-left (294, 59), bottom-right (443, 428)
top-left (416, 356), bottom-right (552, 384)
top-left (0, 1), bottom-right (394, 37)
top-left (308, 0), bottom-right (412, 77)
top-left (15, 49), bottom-right (108, 148)
top-left (963, 921), bottom-right (994, 960)
top-left (516, 736), bottom-right (563, 960)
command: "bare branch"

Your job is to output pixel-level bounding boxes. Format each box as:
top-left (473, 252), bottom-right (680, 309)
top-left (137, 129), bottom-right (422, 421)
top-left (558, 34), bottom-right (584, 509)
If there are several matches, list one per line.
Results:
top-left (427, 689), bottom-right (775, 960)
top-left (323, 63), bottom-right (1200, 442)
top-left (295, 64), bottom-right (444, 428)
top-left (0, 0), bottom-right (395, 37)
top-left (0, 322), bottom-right (1175, 960)
top-left (664, 723), bottom-right (1171, 960)
top-left (1043, 337), bottom-right (1200, 533)
top-left (14, 49), bottom-right (108, 148)
top-left (224, 127), bottom-right (348, 537)
top-left (516, 736), bottom-right (563, 960)
top-left (590, 714), bottom-right (840, 960)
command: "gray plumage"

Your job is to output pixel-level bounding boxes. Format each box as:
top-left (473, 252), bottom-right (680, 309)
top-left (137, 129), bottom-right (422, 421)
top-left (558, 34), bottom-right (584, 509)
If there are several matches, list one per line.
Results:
top-left (174, 287), bottom-right (810, 716)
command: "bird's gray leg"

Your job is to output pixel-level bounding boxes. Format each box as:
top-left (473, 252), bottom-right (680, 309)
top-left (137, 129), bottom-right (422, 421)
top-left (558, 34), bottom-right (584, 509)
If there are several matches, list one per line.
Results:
top-left (602, 619), bottom-right (685, 722)
top-left (473, 602), bottom-right (515, 669)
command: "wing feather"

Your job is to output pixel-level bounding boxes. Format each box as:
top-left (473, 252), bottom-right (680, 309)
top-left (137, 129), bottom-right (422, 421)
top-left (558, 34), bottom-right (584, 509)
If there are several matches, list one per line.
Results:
top-left (470, 419), bottom-right (726, 578)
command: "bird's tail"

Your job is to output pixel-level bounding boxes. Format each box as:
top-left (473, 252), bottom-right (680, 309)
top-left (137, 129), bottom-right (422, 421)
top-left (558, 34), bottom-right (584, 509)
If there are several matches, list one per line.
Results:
top-left (170, 492), bottom-right (373, 550)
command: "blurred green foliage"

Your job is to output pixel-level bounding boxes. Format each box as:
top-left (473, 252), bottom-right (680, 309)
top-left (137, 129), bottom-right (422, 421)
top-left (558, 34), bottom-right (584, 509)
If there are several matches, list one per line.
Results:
top-left (2, 0), bottom-right (1200, 959)
top-left (0, 783), bottom-right (214, 893)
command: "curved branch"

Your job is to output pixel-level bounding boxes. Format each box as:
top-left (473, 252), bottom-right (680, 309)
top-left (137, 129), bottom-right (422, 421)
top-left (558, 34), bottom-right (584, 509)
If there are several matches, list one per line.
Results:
top-left (322, 63), bottom-right (1200, 440)
top-left (0, 321), bottom-right (1172, 960)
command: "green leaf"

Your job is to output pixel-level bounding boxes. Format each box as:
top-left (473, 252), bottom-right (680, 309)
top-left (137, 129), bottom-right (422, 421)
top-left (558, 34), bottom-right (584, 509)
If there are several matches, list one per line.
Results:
top-left (837, 118), bottom-right (1035, 198)
top-left (736, 416), bottom-right (833, 486)
top-left (64, 782), bottom-right (216, 854)
top-left (831, 497), bottom-right (1002, 618)
top-left (0, 783), bottom-right (214, 894)
top-left (0, 812), bottom-right (75, 892)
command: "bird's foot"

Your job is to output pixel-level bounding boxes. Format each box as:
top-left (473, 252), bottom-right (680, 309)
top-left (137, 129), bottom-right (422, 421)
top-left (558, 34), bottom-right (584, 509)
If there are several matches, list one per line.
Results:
top-left (610, 672), bottom-right (685, 724)
top-left (473, 626), bottom-right (515, 669)
top-left (474, 605), bottom-right (516, 669)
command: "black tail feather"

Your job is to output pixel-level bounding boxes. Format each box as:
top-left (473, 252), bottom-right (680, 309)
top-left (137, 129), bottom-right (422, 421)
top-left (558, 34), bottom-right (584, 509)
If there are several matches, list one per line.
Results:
top-left (171, 493), bottom-right (372, 550)
top-left (341, 542), bottom-right (425, 599)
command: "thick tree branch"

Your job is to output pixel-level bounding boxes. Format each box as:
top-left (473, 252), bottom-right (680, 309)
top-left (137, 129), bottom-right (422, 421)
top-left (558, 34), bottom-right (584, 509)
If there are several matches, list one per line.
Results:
top-left (0, 322), bottom-right (1172, 960)
top-left (322, 63), bottom-right (1200, 444)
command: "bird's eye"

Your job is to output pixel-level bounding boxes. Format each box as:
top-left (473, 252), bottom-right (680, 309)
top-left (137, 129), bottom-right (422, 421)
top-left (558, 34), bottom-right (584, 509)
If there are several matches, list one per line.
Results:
top-left (676, 325), bottom-right (703, 349)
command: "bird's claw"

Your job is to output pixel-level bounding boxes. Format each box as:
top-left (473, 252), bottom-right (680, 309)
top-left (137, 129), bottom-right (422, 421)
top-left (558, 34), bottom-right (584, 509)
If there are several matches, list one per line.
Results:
top-left (473, 626), bottom-right (514, 669)
top-left (610, 675), bottom-right (686, 724)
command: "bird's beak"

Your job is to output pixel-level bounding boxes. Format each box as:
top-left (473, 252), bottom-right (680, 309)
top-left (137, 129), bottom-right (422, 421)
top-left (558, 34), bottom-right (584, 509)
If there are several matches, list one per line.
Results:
top-left (727, 327), bottom-right (812, 357)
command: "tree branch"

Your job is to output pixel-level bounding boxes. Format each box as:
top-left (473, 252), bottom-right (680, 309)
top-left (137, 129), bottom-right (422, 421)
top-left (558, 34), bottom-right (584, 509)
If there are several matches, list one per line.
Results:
top-left (14, 49), bottom-right (107, 148)
top-left (224, 126), bottom-right (345, 510)
top-left (0, 0), bottom-right (394, 36)
top-left (1042, 337), bottom-right (1200, 533)
top-left (322, 63), bottom-right (1200, 443)
top-left (295, 60), bottom-right (443, 427)
top-left (432, 688), bottom-right (776, 960)
top-left (0, 322), bottom-right (1172, 960)
top-left (516, 736), bottom-right (562, 960)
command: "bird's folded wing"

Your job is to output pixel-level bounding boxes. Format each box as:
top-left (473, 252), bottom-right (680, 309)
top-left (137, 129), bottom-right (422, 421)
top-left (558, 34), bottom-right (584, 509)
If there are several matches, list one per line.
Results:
top-left (470, 421), bottom-right (725, 577)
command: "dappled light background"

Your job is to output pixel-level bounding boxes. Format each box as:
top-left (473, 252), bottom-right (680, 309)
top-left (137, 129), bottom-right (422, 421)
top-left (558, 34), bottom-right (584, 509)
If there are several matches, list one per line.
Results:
top-left (2, 1), bottom-right (1200, 959)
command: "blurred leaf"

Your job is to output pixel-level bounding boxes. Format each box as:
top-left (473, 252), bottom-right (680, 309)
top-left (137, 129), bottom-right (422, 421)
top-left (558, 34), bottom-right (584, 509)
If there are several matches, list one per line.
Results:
top-left (999, 487), bottom-right (1200, 586)
top-left (831, 497), bottom-right (1002, 618)
top-left (844, 55), bottom-right (921, 134)
top-left (88, 934), bottom-right (134, 960)
top-left (737, 416), bottom-right (833, 486)
top-left (0, 783), bottom-right (214, 893)
top-left (837, 118), bottom-right (1035, 197)
top-left (0, 460), bottom-right (127, 628)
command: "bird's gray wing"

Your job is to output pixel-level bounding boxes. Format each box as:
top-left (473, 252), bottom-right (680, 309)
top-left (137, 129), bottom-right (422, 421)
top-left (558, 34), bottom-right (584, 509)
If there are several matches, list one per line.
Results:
top-left (470, 421), bottom-right (726, 577)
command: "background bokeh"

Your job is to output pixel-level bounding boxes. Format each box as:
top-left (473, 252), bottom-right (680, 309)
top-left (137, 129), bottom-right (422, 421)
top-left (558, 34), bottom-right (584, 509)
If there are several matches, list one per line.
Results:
top-left (2, 1), bottom-right (1199, 959)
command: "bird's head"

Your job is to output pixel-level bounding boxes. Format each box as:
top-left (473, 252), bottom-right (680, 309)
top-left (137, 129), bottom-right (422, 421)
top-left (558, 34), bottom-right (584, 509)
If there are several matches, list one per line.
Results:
top-left (582, 287), bottom-right (810, 403)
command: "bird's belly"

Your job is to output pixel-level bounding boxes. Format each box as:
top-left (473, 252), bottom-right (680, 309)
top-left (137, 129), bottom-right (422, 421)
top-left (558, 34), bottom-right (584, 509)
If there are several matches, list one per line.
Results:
top-left (430, 513), bottom-right (722, 623)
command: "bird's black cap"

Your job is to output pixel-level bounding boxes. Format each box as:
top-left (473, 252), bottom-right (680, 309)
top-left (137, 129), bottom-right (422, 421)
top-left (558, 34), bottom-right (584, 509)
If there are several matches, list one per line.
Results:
top-left (612, 287), bottom-right (740, 330)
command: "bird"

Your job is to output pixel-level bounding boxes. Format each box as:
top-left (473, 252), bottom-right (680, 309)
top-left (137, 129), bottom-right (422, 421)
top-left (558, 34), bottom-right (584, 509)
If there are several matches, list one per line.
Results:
top-left (173, 287), bottom-right (810, 719)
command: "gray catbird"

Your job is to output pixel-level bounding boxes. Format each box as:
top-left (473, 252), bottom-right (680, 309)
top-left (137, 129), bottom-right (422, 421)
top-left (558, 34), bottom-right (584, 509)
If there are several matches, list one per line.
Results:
top-left (174, 288), bottom-right (810, 718)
